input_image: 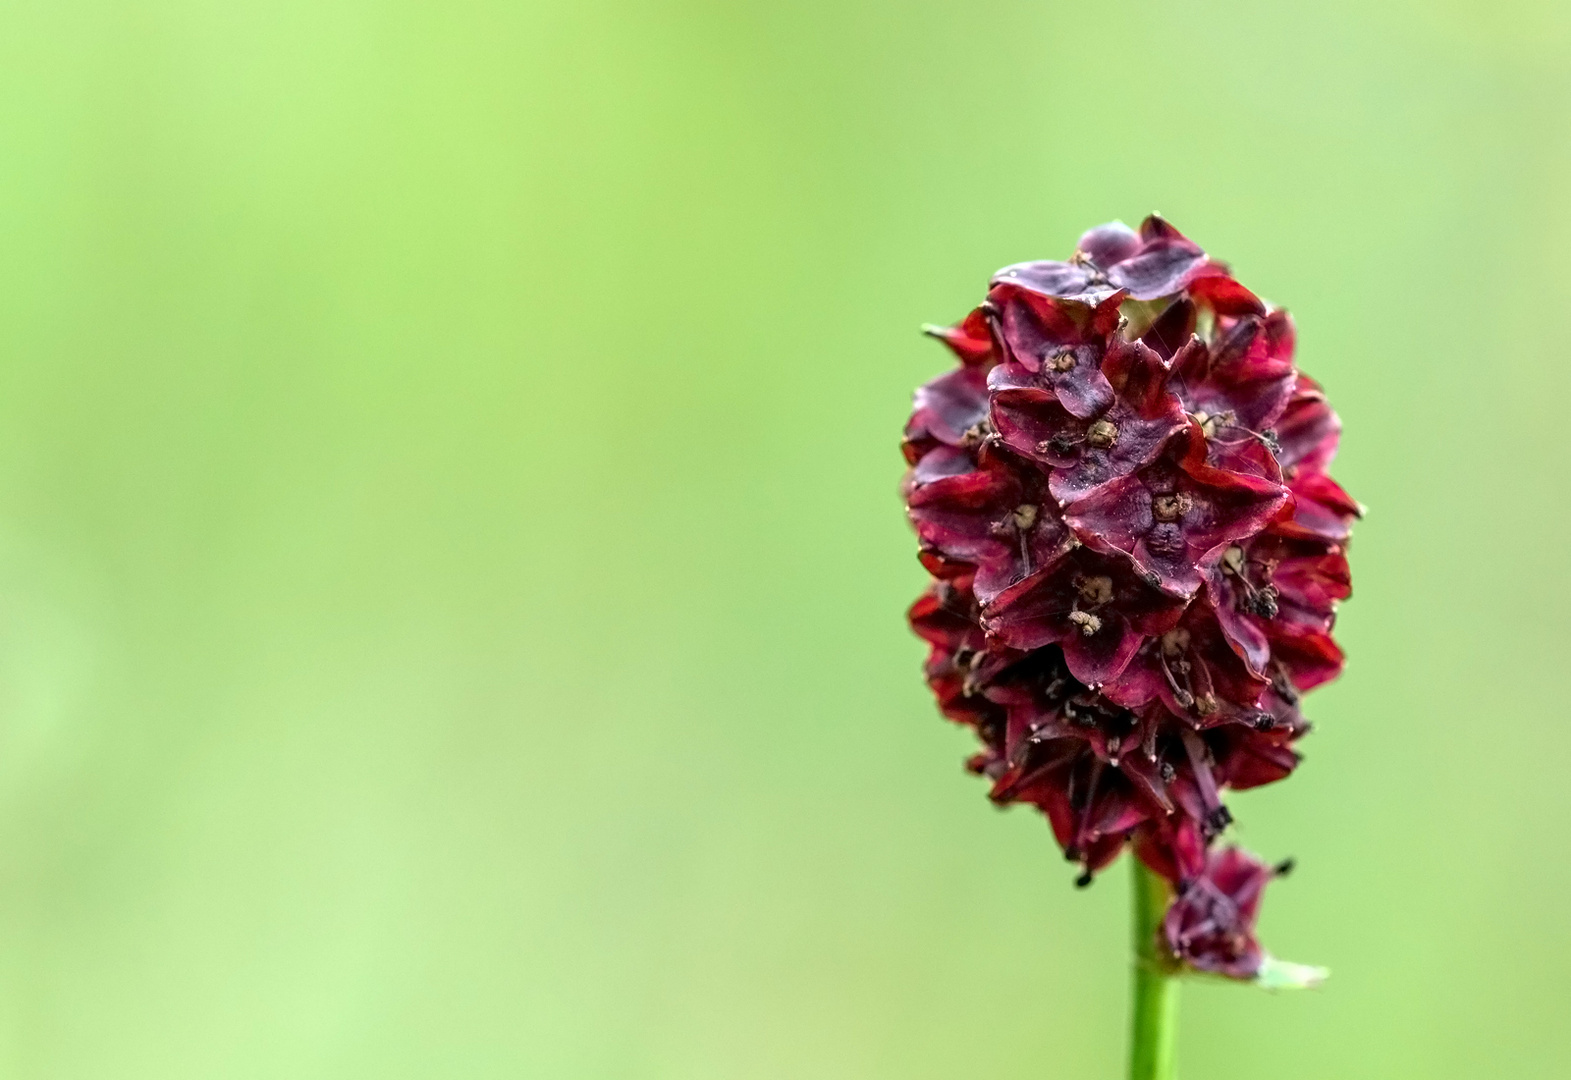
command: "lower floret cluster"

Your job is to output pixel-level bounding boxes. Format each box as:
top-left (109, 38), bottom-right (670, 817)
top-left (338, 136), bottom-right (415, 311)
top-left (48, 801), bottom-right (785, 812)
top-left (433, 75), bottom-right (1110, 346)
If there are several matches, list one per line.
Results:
top-left (903, 216), bottom-right (1357, 980)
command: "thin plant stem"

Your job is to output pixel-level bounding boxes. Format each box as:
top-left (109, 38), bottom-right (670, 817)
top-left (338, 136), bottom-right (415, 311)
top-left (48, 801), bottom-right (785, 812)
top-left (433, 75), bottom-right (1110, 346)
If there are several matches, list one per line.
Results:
top-left (1128, 857), bottom-right (1180, 1080)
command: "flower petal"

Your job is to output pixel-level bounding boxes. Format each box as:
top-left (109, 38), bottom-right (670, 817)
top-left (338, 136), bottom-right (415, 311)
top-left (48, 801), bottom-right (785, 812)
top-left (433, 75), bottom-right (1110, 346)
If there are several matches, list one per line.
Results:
top-left (991, 260), bottom-right (1120, 306)
top-left (1076, 221), bottom-right (1141, 269)
top-left (921, 306), bottom-right (998, 367)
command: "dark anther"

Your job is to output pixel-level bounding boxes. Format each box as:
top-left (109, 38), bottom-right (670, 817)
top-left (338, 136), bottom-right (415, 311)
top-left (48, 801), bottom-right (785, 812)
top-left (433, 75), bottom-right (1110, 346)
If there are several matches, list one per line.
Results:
top-left (1245, 585), bottom-right (1280, 619)
top-left (1063, 701), bottom-right (1095, 728)
top-left (1074, 869), bottom-right (1094, 889)
top-left (1274, 858), bottom-right (1296, 877)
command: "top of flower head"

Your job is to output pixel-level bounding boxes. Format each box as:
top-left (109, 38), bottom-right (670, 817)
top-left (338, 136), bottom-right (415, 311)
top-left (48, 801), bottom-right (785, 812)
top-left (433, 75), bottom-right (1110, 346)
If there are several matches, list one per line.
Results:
top-left (904, 214), bottom-right (1357, 985)
top-left (992, 216), bottom-right (1264, 314)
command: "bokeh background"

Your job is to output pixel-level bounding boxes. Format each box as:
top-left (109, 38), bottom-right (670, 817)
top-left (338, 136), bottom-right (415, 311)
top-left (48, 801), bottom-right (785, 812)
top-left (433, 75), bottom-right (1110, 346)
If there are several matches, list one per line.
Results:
top-left (0, 1), bottom-right (1565, 1076)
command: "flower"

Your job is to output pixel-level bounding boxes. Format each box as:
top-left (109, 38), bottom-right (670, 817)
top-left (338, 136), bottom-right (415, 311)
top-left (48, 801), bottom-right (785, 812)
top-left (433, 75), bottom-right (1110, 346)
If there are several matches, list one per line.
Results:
top-left (990, 338), bottom-right (1189, 503)
top-left (903, 215), bottom-right (1356, 981)
top-left (1161, 847), bottom-right (1277, 979)
top-left (906, 454), bottom-right (1075, 606)
top-left (1063, 418), bottom-right (1290, 598)
top-left (983, 546), bottom-right (1186, 686)
top-left (1202, 532), bottom-right (1351, 690)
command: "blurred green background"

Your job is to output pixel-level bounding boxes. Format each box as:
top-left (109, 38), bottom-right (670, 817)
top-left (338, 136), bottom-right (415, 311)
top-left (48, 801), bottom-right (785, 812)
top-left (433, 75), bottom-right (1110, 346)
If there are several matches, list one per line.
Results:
top-left (0, 0), bottom-right (1564, 1076)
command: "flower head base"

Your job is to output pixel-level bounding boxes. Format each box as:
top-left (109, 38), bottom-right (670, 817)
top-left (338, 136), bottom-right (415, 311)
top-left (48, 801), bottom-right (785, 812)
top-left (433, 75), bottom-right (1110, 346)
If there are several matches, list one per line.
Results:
top-left (904, 216), bottom-right (1357, 982)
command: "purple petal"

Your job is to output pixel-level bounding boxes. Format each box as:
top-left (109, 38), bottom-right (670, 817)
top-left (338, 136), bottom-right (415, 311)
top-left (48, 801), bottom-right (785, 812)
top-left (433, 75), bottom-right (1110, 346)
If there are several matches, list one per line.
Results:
top-left (1076, 222), bottom-right (1141, 270)
top-left (1274, 376), bottom-right (1341, 474)
top-left (906, 366), bottom-right (989, 447)
top-left (1201, 553), bottom-right (1272, 676)
top-left (992, 260), bottom-right (1119, 306)
top-left (1064, 474), bottom-right (1155, 560)
top-left (1108, 242), bottom-right (1207, 301)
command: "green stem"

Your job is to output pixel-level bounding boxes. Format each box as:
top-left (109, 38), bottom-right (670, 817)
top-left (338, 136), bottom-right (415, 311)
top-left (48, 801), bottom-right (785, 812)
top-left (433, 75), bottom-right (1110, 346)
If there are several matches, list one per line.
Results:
top-left (1128, 857), bottom-right (1181, 1080)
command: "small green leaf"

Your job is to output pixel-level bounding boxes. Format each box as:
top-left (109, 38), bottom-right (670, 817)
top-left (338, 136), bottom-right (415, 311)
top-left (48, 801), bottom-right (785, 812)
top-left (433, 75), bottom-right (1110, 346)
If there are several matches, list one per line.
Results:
top-left (1254, 956), bottom-right (1329, 991)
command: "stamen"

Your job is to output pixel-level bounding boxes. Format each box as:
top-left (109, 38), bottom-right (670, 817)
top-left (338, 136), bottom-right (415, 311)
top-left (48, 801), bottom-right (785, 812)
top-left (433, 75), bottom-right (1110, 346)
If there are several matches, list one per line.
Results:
top-left (1192, 410), bottom-right (1237, 438)
top-left (1073, 761), bottom-right (1106, 852)
top-left (1246, 586), bottom-right (1279, 619)
top-left (1180, 730), bottom-right (1227, 837)
top-left (1157, 651), bottom-right (1194, 709)
top-left (1067, 610), bottom-right (1102, 636)
top-left (1037, 433), bottom-right (1081, 457)
top-left (1272, 663), bottom-right (1300, 704)
top-left (959, 418), bottom-right (994, 448)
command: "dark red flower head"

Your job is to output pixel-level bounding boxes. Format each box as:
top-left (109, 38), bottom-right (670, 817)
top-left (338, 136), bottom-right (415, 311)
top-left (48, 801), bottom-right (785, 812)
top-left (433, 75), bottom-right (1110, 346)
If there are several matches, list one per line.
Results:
top-left (903, 216), bottom-right (1357, 981)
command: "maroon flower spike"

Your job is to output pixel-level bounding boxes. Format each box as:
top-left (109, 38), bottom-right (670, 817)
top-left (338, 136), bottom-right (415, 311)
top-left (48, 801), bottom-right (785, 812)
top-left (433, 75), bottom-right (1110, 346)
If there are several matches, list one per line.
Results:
top-left (902, 215), bottom-right (1356, 986)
